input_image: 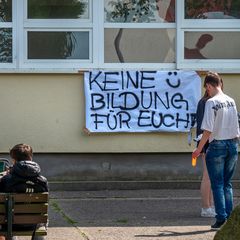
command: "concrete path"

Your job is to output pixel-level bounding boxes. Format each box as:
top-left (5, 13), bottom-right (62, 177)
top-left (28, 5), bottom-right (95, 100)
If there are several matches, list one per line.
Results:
top-left (18, 189), bottom-right (240, 240)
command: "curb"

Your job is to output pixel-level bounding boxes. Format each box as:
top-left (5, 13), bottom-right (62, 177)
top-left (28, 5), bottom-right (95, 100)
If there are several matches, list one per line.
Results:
top-left (49, 180), bottom-right (240, 191)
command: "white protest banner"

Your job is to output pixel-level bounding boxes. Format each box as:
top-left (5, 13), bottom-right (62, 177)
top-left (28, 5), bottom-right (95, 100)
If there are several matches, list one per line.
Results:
top-left (84, 70), bottom-right (201, 132)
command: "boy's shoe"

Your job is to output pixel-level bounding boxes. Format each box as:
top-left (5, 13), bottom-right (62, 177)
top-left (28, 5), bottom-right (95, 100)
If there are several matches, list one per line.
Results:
top-left (201, 207), bottom-right (216, 217)
top-left (211, 220), bottom-right (226, 230)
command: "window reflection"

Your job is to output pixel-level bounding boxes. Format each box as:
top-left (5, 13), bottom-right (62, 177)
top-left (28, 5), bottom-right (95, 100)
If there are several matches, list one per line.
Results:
top-left (105, 28), bottom-right (175, 63)
top-left (28, 0), bottom-right (89, 19)
top-left (185, 31), bottom-right (240, 59)
top-left (0, 0), bottom-right (12, 22)
top-left (28, 31), bottom-right (89, 60)
top-left (156, 0), bottom-right (175, 22)
top-left (104, 0), bottom-right (175, 23)
top-left (185, 0), bottom-right (240, 19)
top-left (0, 28), bottom-right (12, 63)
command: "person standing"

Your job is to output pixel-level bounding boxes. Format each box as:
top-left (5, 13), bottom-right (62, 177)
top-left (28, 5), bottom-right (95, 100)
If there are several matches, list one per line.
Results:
top-left (192, 72), bottom-right (239, 230)
top-left (195, 91), bottom-right (215, 218)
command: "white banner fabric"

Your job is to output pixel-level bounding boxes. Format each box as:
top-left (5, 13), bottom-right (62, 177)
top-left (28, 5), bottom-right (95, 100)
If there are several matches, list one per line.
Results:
top-left (84, 70), bottom-right (201, 132)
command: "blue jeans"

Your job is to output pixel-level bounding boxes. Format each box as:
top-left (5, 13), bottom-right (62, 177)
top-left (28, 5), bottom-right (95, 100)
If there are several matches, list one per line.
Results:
top-left (206, 138), bottom-right (238, 222)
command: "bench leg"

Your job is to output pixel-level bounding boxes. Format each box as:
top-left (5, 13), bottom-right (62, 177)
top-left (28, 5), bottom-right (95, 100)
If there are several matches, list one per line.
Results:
top-left (6, 195), bottom-right (13, 240)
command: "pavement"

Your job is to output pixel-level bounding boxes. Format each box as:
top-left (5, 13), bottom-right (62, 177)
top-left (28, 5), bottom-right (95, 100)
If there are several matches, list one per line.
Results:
top-left (17, 189), bottom-right (240, 240)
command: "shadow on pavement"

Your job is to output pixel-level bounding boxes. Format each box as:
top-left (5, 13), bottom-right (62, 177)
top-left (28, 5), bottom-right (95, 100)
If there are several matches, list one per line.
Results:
top-left (135, 229), bottom-right (214, 237)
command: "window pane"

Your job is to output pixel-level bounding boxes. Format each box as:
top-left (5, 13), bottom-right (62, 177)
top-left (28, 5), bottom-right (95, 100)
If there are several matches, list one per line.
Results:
top-left (185, 0), bottom-right (240, 19)
top-left (28, 31), bottom-right (89, 60)
top-left (0, 28), bottom-right (12, 63)
top-left (0, 0), bottom-right (12, 22)
top-left (105, 0), bottom-right (175, 23)
top-left (184, 31), bottom-right (240, 59)
top-left (28, 0), bottom-right (89, 19)
top-left (105, 28), bottom-right (175, 63)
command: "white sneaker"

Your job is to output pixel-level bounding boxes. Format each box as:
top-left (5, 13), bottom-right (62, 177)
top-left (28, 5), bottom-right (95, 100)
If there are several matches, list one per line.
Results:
top-left (201, 207), bottom-right (216, 218)
top-left (211, 206), bottom-right (216, 215)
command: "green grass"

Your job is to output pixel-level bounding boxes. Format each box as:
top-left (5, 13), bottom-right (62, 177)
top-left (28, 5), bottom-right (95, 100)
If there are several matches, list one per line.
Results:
top-left (50, 200), bottom-right (78, 225)
top-left (116, 218), bottom-right (128, 224)
top-left (50, 199), bottom-right (90, 240)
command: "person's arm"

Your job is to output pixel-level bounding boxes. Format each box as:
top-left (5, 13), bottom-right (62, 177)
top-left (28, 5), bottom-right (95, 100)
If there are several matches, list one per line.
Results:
top-left (193, 98), bottom-right (214, 158)
top-left (192, 130), bottom-right (211, 158)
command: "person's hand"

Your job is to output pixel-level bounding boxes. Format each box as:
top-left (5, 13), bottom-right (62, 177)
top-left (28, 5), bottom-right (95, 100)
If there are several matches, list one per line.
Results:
top-left (192, 148), bottom-right (201, 159)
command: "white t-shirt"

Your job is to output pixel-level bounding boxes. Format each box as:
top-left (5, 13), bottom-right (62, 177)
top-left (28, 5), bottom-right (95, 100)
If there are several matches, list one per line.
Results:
top-left (201, 92), bottom-right (240, 142)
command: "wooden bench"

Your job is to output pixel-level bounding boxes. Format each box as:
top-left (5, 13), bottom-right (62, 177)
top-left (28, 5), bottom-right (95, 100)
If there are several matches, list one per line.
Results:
top-left (0, 192), bottom-right (48, 240)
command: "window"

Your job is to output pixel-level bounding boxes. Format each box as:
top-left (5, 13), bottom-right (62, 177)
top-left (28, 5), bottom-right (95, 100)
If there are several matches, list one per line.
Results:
top-left (19, 0), bottom-right (92, 69)
top-left (184, 31), bottom-right (240, 60)
top-left (0, 28), bottom-right (12, 63)
top-left (185, 1), bottom-right (240, 19)
top-left (177, 0), bottom-right (240, 70)
top-left (28, 31), bottom-right (90, 60)
top-left (0, 0), bottom-right (239, 72)
top-left (27, 0), bottom-right (89, 19)
top-left (104, 28), bottom-right (175, 63)
top-left (103, 0), bottom-right (176, 69)
top-left (0, 0), bottom-right (13, 65)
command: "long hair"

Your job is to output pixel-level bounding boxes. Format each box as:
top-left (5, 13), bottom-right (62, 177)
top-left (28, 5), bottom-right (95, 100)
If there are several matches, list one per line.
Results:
top-left (202, 90), bottom-right (210, 100)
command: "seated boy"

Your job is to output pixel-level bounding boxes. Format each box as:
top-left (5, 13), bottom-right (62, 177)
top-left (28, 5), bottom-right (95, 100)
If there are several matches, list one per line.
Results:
top-left (0, 143), bottom-right (48, 240)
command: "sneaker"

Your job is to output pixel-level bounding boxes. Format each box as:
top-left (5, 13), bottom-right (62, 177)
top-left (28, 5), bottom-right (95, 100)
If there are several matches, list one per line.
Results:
top-left (211, 206), bottom-right (216, 216)
top-left (211, 220), bottom-right (226, 230)
top-left (201, 207), bottom-right (216, 218)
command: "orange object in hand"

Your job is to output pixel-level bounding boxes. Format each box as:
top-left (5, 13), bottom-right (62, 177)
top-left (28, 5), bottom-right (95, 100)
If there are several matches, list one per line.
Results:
top-left (192, 157), bottom-right (197, 167)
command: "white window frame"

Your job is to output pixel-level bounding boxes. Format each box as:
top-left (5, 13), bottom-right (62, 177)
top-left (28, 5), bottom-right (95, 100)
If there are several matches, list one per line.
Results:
top-left (101, 0), bottom-right (176, 70)
top-left (0, 0), bottom-right (239, 72)
top-left (19, 0), bottom-right (97, 70)
top-left (176, 0), bottom-right (240, 72)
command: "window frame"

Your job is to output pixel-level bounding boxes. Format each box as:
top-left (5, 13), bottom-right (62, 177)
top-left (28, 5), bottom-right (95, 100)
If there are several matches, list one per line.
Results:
top-left (176, 0), bottom-right (240, 72)
top-left (0, 0), bottom-right (239, 73)
top-left (19, 0), bottom-right (95, 70)
top-left (101, 0), bottom-right (176, 70)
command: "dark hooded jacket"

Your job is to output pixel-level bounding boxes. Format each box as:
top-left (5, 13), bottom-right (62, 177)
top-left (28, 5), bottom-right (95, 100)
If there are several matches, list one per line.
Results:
top-left (0, 160), bottom-right (48, 193)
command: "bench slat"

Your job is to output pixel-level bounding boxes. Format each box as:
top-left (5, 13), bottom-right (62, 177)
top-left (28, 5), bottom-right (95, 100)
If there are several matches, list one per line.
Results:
top-left (12, 193), bottom-right (48, 203)
top-left (14, 203), bottom-right (48, 213)
top-left (13, 230), bottom-right (47, 236)
top-left (14, 215), bottom-right (48, 224)
top-left (0, 193), bottom-right (48, 202)
top-left (0, 204), bottom-right (48, 214)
